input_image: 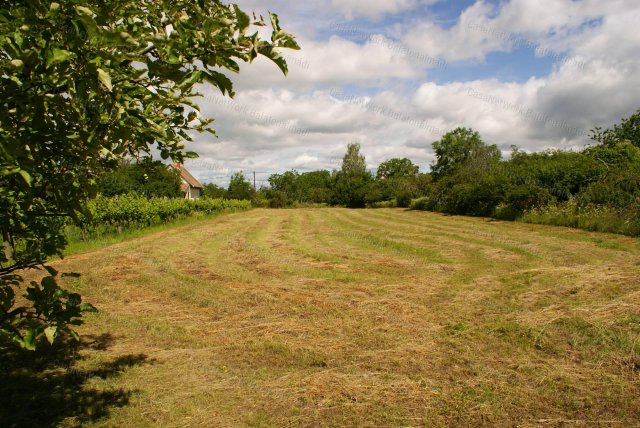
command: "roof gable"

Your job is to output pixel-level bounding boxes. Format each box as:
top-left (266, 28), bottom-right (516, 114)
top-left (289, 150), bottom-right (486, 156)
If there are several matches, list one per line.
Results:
top-left (173, 163), bottom-right (204, 189)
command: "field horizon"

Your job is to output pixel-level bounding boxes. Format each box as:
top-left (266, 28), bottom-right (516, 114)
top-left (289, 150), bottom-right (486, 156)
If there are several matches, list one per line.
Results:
top-left (4, 208), bottom-right (639, 427)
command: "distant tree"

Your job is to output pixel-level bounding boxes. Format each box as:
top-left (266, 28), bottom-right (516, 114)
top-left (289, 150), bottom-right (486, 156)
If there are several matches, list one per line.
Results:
top-left (97, 158), bottom-right (182, 198)
top-left (297, 170), bottom-right (333, 203)
top-left (202, 183), bottom-right (227, 199)
top-left (227, 172), bottom-right (255, 201)
top-left (268, 170), bottom-right (300, 200)
top-left (341, 143), bottom-right (368, 176)
top-left (332, 143), bottom-right (372, 208)
top-left (431, 127), bottom-right (501, 180)
top-left (374, 158), bottom-right (420, 205)
top-left (376, 158), bottom-right (419, 180)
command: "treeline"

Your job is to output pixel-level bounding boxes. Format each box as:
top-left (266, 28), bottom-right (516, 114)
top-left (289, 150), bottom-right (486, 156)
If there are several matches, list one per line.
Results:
top-left (414, 126), bottom-right (640, 235)
top-left (254, 145), bottom-right (431, 208)
top-left (255, 109), bottom-right (640, 236)
top-left (95, 109), bottom-right (639, 236)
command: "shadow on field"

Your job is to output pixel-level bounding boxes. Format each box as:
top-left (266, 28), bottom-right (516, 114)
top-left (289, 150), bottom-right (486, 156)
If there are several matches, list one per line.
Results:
top-left (0, 333), bottom-right (148, 428)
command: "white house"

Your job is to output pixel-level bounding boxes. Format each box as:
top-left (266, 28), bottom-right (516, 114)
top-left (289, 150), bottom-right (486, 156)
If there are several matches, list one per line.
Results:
top-left (173, 163), bottom-right (204, 200)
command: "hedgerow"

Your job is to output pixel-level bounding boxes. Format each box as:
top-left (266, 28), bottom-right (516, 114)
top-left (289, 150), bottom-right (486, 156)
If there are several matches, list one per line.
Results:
top-left (74, 194), bottom-right (251, 238)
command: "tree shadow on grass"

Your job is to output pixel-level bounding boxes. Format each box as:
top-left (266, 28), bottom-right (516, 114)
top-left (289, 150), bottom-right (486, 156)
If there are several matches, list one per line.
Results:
top-left (0, 333), bottom-right (149, 428)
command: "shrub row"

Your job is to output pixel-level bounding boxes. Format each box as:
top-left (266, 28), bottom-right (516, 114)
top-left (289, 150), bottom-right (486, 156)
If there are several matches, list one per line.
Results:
top-left (74, 194), bottom-right (251, 237)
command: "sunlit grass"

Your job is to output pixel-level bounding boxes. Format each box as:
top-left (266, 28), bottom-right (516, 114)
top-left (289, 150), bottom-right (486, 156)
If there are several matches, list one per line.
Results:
top-left (9, 208), bottom-right (639, 427)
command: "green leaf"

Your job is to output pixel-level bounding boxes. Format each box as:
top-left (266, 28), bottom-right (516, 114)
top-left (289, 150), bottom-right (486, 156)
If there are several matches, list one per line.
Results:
top-left (22, 328), bottom-right (37, 351)
top-left (75, 5), bottom-right (93, 16)
top-left (46, 48), bottom-right (71, 68)
top-left (233, 5), bottom-right (250, 32)
top-left (70, 330), bottom-right (80, 341)
top-left (179, 70), bottom-right (203, 90)
top-left (97, 68), bottom-right (112, 92)
top-left (204, 70), bottom-right (234, 97)
top-left (18, 169), bottom-right (32, 185)
top-left (275, 31), bottom-right (300, 50)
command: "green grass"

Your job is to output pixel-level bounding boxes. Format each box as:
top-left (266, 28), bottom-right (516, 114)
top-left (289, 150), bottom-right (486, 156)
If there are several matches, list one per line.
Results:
top-left (3, 208), bottom-right (639, 427)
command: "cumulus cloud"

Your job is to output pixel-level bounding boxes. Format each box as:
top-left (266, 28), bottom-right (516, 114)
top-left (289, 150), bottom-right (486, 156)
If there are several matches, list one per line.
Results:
top-left (181, 0), bottom-right (640, 185)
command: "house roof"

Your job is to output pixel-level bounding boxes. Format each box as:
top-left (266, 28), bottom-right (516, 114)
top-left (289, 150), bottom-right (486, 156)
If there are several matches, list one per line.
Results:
top-left (174, 163), bottom-right (204, 189)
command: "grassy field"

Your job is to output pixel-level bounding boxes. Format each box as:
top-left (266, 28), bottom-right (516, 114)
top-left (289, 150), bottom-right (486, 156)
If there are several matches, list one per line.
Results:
top-left (4, 208), bottom-right (640, 427)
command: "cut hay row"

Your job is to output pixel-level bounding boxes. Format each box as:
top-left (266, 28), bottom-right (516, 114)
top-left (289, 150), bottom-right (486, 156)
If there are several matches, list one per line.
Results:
top-left (9, 208), bottom-right (639, 427)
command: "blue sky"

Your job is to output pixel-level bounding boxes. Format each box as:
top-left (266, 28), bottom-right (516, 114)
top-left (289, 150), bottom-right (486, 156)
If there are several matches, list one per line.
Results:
top-left (184, 0), bottom-right (640, 186)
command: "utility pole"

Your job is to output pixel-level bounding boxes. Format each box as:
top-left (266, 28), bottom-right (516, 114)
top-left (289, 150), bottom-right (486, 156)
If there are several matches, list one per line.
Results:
top-left (253, 171), bottom-right (256, 191)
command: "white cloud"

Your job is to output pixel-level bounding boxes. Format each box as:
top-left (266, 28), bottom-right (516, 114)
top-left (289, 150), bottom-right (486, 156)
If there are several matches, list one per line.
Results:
top-left (180, 0), bottom-right (640, 185)
top-left (328, 0), bottom-right (436, 20)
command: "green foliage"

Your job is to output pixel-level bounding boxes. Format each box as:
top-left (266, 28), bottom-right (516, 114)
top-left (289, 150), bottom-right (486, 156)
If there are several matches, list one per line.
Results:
top-left (410, 197), bottom-right (430, 211)
top-left (505, 149), bottom-right (600, 202)
top-left (521, 199), bottom-right (640, 236)
top-left (268, 170), bottom-right (333, 204)
top-left (0, 0), bottom-right (297, 348)
top-left (431, 127), bottom-right (500, 180)
top-left (341, 142), bottom-right (368, 176)
top-left (297, 171), bottom-right (333, 203)
top-left (411, 110), bottom-right (640, 235)
top-left (97, 158), bottom-right (182, 198)
top-left (76, 194), bottom-right (250, 235)
top-left (373, 158), bottom-right (421, 205)
top-left (376, 158), bottom-right (418, 180)
top-left (395, 191), bottom-right (413, 208)
top-left (227, 172), bottom-right (255, 201)
top-left (268, 190), bottom-right (290, 208)
top-left (1, 267), bottom-right (96, 350)
top-left (202, 183), bottom-right (228, 199)
top-left (331, 171), bottom-right (372, 208)
top-left (331, 143), bottom-right (372, 208)
top-left (427, 169), bottom-right (508, 216)
top-left (268, 170), bottom-right (300, 201)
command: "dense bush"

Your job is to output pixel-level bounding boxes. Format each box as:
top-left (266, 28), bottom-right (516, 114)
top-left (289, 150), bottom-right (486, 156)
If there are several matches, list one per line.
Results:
top-left (268, 190), bottom-right (290, 208)
top-left (403, 112), bottom-right (640, 236)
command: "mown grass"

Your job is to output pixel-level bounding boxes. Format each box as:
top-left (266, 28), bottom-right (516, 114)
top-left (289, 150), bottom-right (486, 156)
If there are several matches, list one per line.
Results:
top-left (5, 208), bottom-right (639, 427)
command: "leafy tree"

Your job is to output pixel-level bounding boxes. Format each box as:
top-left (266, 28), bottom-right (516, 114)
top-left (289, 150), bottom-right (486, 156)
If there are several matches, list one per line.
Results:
top-left (295, 170), bottom-right (332, 203)
top-left (202, 183), bottom-right (227, 199)
top-left (431, 127), bottom-right (500, 180)
top-left (268, 190), bottom-right (289, 208)
top-left (97, 158), bottom-right (182, 198)
top-left (374, 158), bottom-right (420, 205)
top-left (331, 172), bottom-right (372, 208)
top-left (227, 172), bottom-right (255, 201)
top-left (506, 149), bottom-right (599, 202)
top-left (341, 142), bottom-right (368, 176)
top-left (268, 170), bottom-right (300, 200)
top-left (376, 158), bottom-right (418, 180)
top-left (331, 143), bottom-right (372, 208)
top-left (0, 0), bottom-right (297, 349)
